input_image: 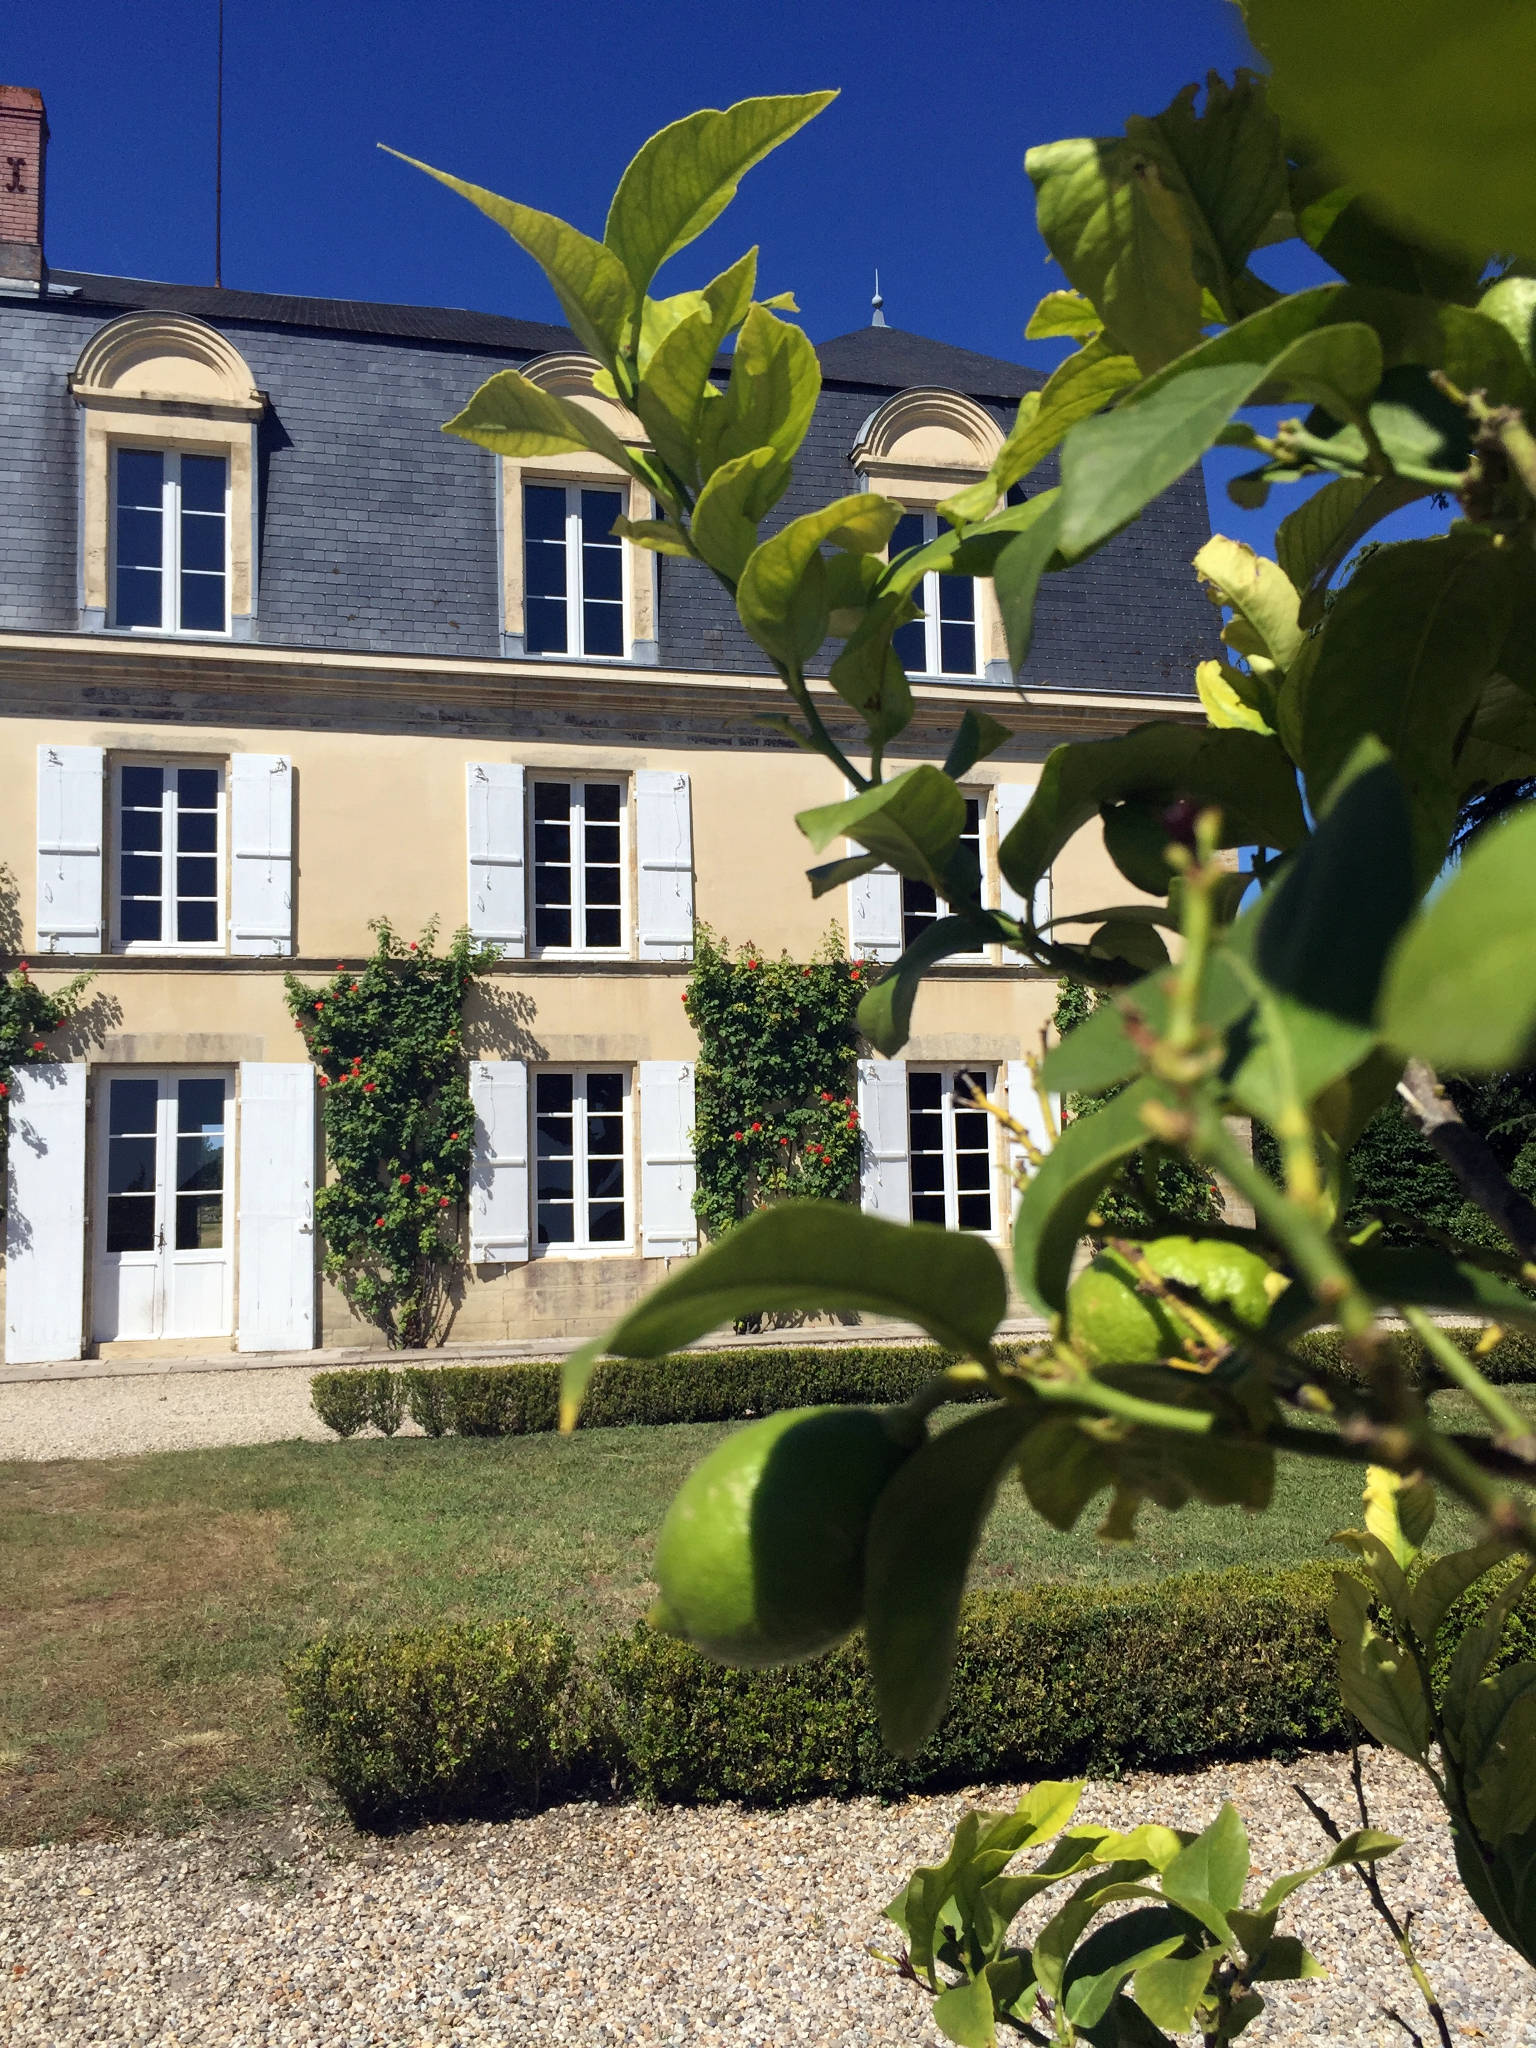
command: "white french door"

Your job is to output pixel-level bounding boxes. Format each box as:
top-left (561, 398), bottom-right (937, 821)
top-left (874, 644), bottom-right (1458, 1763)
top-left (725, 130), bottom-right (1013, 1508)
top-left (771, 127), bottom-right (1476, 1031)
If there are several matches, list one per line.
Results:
top-left (92, 1070), bottom-right (234, 1342)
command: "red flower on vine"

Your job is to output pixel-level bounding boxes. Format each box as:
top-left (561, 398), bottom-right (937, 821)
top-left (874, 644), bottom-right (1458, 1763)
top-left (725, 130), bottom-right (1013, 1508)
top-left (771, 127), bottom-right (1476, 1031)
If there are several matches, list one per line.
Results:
top-left (802, 967), bottom-right (812, 977)
top-left (375, 1217), bottom-right (385, 1228)
top-left (850, 967), bottom-right (861, 980)
top-left (363, 1082), bottom-right (376, 1093)
top-left (351, 983), bottom-right (360, 992)
top-left (750, 1121), bottom-right (762, 1133)
top-left (409, 942), bottom-right (418, 952)
top-left (399, 1173), bottom-right (411, 1185)
top-left (314, 1000), bottom-right (324, 1011)
top-left (747, 959), bottom-right (759, 969)
top-left (846, 1115), bottom-right (858, 1129)
top-left (820, 1091), bottom-right (833, 1102)
top-left (30, 1041), bottom-right (44, 1053)
top-left (449, 1132), bottom-right (460, 1141)
top-left (778, 1136), bottom-right (789, 1147)
top-left (439, 1196), bottom-right (450, 1208)
top-left (318, 1076), bottom-right (330, 1088)
top-left (0, 1083), bottom-right (9, 1098)
top-left (731, 1131), bottom-right (743, 1142)
top-left (17, 961), bottom-right (28, 974)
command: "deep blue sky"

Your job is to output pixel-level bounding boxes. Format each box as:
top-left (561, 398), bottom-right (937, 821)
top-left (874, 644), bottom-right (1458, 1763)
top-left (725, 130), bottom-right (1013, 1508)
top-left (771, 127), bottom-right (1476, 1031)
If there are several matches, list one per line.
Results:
top-left (12, 0), bottom-right (1440, 558)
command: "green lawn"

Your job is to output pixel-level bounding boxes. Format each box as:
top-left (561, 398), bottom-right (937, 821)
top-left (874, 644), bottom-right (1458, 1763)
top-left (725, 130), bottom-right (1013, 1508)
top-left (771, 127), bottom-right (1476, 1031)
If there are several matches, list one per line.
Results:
top-left (0, 1398), bottom-right (1512, 1844)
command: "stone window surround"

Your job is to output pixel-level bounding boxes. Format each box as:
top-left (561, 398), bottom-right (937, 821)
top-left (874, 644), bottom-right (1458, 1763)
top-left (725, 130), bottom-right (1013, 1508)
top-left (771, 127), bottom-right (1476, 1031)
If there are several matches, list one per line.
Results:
top-left (497, 352), bottom-right (658, 666)
top-left (851, 385), bottom-right (1013, 687)
top-left (69, 310), bottom-right (264, 642)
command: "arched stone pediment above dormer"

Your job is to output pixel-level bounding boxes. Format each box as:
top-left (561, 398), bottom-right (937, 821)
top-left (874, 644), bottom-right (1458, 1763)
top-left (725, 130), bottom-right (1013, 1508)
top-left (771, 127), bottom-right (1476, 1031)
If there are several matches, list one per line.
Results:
top-left (69, 311), bottom-right (265, 420)
top-left (520, 350), bottom-right (647, 447)
top-left (851, 387), bottom-right (1005, 487)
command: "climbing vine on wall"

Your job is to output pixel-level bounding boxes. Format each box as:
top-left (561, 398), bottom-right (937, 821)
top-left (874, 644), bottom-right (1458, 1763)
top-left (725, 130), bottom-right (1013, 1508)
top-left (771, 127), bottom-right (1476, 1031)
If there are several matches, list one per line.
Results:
top-left (285, 919), bottom-right (499, 1349)
top-left (0, 960), bottom-right (93, 1172)
top-left (684, 925), bottom-right (870, 1242)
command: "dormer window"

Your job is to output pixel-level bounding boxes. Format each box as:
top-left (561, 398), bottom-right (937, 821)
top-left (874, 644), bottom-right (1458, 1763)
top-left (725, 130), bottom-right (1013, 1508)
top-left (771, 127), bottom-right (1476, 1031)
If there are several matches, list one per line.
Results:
top-left (524, 483), bottom-right (626, 657)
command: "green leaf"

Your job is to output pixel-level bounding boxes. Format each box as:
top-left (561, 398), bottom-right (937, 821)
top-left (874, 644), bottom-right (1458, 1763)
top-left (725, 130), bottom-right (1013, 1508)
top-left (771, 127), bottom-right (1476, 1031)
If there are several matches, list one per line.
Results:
top-left (1251, 1936), bottom-right (1325, 1984)
top-left (827, 605), bottom-right (914, 749)
top-left (1348, 1243), bottom-right (1536, 1333)
top-left (797, 765), bottom-right (965, 886)
top-left (806, 851), bottom-right (880, 900)
top-left (1193, 535), bottom-right (1303, 673)
top-left (603, 92), bottom-right (836, 295)
top-left (932, 1972), bottom-right (996, 2048)
top-left (994, 496), bottom-right (1067, 671)
top-left (1410, 1539), bottom-right (1509, 1647)
top-left (1062, 1912), bottom-right (1184, 2029)
top-left (443, 367), bottom-right (637, 471)
top-left (1134, 1950), bottom-right (1219, 2033)
top-left (690, 448), bottom-right (786, 582)
top-left (612, 516), bottom-right (692, 556)
top-left (1130, 70), bottom-right (1286, 315)
top-left (1012, 1078), bottom-right (1166, 1314)
top-left (1088, 918), bottom-right (1169, 974)
top-left (864, 1401), bottom-right (1041, 1755)
top-left (944, 711), bottom-right (1013, 782)
top-left (1025, 136), bottom-right (1203, 374)
top-left (1465, 1672), bottom-right (1536, 1843)
top-left (1057, 287), bottom-right (1382, 555)
top-left (1255, 752), bottom-right (1417, 1028)
top-left (697, 304), bottom-right (821, 482)
top-left (1379, 802), bottom-right (1536, 1069)
top-left (1196, 659), bottom-right (1275, 735)
top-left (1247, 0), bottom-right (1536, 263)
top-left (1454, 675), bottom-right (1536, 796)
top-left (1162, 1802), bottom-right (1250, 1915)
top-left (386, 150), bottom-right (634, 368)
top-left (1026, 290), bottom-right (1104, 342)
top-left (1275, 475), bottom-right (1421, 621)
top-left (942, 345), bottom-right (1141, 524)
top-left (558, 1201), bottom-right (1007, 1426)
top-left (859, 917), bottom-right (994, 1057)
top-left (1480, 276), bottom-right (1536, 377)
top-left (635, 251), bottom-right (759, 484)
top-left (1016, 1416), bottom-right (1115, 1533)
top-left (1297, 535), bottom-right (1514, 878)
top-left (736, 492), bottom-right (902, 666)
top-left (998, 724), bottom-right (1306, 911)
top-left (1328, 1572), bottom-right (1431, 1760)
top-left (1039, 947), bottom-right (1252, 1099)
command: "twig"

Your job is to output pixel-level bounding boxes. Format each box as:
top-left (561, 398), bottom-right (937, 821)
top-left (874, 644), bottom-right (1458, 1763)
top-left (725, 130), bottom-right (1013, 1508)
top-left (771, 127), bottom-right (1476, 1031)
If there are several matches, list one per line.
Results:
top-left (1397, 1059), bottom-right (1536, 1263)
top-left (1292, 1750), bottom-right (1454, 2048)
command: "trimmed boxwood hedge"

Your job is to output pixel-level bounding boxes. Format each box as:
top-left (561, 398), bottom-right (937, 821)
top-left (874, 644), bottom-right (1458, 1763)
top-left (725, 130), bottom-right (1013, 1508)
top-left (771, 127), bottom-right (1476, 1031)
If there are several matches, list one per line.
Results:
top-left (286, 1563), bottom-right (1351, 1827)
top-left (309, 1326), bottom-right (1536, 1441)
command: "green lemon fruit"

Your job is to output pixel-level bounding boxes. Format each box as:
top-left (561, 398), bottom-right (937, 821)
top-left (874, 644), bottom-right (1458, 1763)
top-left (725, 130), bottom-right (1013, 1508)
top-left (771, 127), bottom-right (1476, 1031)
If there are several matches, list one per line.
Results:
top-left (1065, 1234), bottom-right (1278, 1367)
top-left (650, 1404), bottom-right (919, 1666)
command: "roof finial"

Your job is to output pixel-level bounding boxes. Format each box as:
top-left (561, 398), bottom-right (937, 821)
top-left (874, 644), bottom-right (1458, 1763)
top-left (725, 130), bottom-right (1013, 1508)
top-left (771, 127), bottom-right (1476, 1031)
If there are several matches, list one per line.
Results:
top-left (870, 269), bottom-right (886, 328)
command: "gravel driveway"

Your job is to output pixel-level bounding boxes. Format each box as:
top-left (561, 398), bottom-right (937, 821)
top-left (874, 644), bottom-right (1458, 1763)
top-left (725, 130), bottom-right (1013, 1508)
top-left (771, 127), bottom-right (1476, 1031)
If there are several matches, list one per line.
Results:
top-left (0, 1367), bottom-right (339, 1461)
top-left (3, 1748), bottom-right (1532, 2046)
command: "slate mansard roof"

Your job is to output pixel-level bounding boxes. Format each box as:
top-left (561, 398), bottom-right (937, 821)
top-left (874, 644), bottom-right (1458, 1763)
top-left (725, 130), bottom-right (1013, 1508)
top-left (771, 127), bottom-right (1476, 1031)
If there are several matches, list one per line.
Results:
top-left (0, 271), bottom-right (1213, 694)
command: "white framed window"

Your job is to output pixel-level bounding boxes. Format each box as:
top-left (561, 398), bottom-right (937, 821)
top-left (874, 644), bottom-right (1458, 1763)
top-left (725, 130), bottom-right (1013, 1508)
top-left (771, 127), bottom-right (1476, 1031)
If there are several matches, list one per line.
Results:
top-left (908, 1066), bottom-right (998, 1234)
top-left (531, 776), bottom-right (627, 953)
top-left (110, 446), bottom-right (230, 635)
top-left (890, 508), bottom-right (978, 677)
top-left (112, 757), bottom-right (225, 951)
top-left (901, 792), bottom-right (987, 954)
top-left (523, 481), bottom-right (627, 657)
top-left (534, 1067), bottom-right (631, 1252)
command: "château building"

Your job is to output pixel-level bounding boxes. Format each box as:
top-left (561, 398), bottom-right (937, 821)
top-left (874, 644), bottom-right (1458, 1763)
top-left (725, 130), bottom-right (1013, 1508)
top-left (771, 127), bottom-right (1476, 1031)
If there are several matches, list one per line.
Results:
top-left (0, 85), bottom-right (1213, 1365)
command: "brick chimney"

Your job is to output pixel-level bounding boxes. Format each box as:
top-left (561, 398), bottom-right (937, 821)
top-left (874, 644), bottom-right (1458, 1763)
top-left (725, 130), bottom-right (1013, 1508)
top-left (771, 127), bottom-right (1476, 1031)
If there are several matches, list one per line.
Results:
top-left (0, 86), bottom-right (48, 286)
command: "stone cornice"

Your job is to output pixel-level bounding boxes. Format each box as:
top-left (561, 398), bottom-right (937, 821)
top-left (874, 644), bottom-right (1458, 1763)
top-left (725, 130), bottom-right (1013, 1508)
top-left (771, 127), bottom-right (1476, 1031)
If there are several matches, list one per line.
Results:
top-left (0, 630), bottom-right (1204, 748)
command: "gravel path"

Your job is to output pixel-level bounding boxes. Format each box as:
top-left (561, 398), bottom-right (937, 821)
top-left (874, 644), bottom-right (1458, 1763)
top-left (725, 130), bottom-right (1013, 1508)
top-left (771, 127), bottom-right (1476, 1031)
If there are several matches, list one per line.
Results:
top-left (3, 1748), bottom-right (1531, 2045)
top-left (0, 1368), bottom-right (339, 1461)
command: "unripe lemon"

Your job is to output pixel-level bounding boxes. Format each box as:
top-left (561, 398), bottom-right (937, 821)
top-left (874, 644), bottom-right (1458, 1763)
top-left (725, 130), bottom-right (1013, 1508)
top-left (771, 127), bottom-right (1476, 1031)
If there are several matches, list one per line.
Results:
top-left (1066, 1235), bottom-right (1278, 1366)
top-left (650, 1404), bottom-right (919, 1666)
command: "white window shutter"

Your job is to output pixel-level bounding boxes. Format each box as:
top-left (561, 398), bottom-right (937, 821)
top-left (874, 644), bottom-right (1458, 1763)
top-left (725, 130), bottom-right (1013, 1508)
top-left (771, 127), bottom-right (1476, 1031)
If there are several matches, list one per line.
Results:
top-left (469, 1059), bottom-right (530, 1263)
top-left (635, 769), bottom-right (694, 960)
top-left (236, 1063), bottom-right (316, 1352)
top-left (229, 755), bottom-right (294, 956)
top-left (849, 863), bottom-right (901, 962)
top-left (995, 781), bottom-right (1051, 938)
top-left (857, 1057), bottom-right (911, 1221)
top-left (466, 763), bottom-right (526, 958)
top-left (36, 744), bottom-right (104, 953)
top-left (640, 1059), bottom-right (697, 1257)
top-left (1006, 1058), bottom-right (1058, 1191)
top-left (5, 1062), bottom-right (87, 1363)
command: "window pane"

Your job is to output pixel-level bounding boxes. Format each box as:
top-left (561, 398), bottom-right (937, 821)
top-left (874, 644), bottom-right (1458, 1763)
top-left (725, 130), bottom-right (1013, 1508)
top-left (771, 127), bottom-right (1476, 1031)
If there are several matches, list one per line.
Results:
top-left (533, 821), bottom-right (571, 869)
top-left (524, 485), bottom-right (567, 540)
top-left (119, 898), bottom-right (162, 943)
top-left (584, 866), bottom-right (621, 906)
top-left (902, 876), bottom-right (937, 949)
top-left (534, 905), bottom-right (572, 948)
top-left (957, 1192), bottom-right (992, 1231)
top-left (581, 600), bottom-right (624, 656)
top-left (584, 824), bottom-right (621, 864)
top-left (114, 569), bottom-right (163, 629)
top-left (115, 507), bottom-right (162, 568)
top-left (180, 454), bottom-right (226, 514)
top-left (109, 1077), bottom-right (159, 1134)
top-left (121, 765), bottom-right (163, 808)
top-left (588, 1202), bottom-right (625, 1242)
top-left (526, 595), bottom-right (568, 655)
top-left (536, 1072), bottom-right (573, 1114)
top-left (907, 1072), bottom-right (942, 1111)
top-left (177, 810), bottom-right (217, 854)
top-left (891, 512), bottom-right (927, 557)
top-left (584, 907), bottom-right (621, 949)
top-left (581, 539), bottom-right (623, 602)
top-left (179, 571), bottom-right (226, 632)
top-left (940, 573), bottom-right (976, 625)
top-left (891, 614), bottom-right (927, 674)
top-left (586, 1072), bottom-right (624, 1114)
top-left (177, 767), bottom-right (218, 809)
top-left (107, 1197), bottom-right (156, 1254)
top-left (580, 489), bottom-right (622, 541)
top-left (537, 1158), bottom-right (575, 1202)
top-left (180, 510), bottom-right (225, 573)
top-left (116, 448), bottom-right (164, 509)
top-left (120, 854), bottom-right (161, 899)
top-left (107, 1135), bottom-right (157, 1195)
top-left (526, 542), bottom-right (568, 599)
top-left (537, 1202), bottom-right (574, 1245)
top-left (911, 1153), bottom-right (945, 1194)
top-left (176, 1194), bottom-right (223, 1250)
top-left (177, 901), bottom-right (218, 943)
top-left (584, 783), bottom-right (621, 822)
top-left (939, 618), bottom-right (977, 676)
top-left (912, 1193), bottom-right (946, 1225)
top-left (178, 1076), bottom-right (226, 1136)
top-left (587, 1114), bottom-right (624, 1155)
top-left (121, 807), bottom-right (162, 852)
top-left (177, 855), bottom-right (218, 900)
top-left (908, 1110), bottom-right (943, 1153)
top-left (533, 781), bottom-right (572, 820)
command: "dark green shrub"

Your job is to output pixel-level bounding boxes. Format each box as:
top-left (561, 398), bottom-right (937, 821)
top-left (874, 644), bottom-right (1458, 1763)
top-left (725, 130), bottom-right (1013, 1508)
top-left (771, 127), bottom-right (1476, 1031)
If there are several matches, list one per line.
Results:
top-left (309, 1369), bottom-right (374, 1438)
top-left (598, 1565), bottom-right (1346, 1805)
top-left (286, 1565), bottom-right (1354, 1826)
top-left (1293, 1325), bottom-right (1536, 1389)
top-left (361, 1367), bottom-right (403, 1436)
top-left (283, 1619), bottom-right (589, 1825)
top-left (401, 1367), bottom-right (450, 1437)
